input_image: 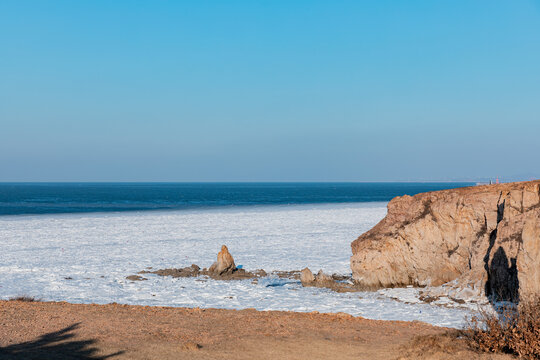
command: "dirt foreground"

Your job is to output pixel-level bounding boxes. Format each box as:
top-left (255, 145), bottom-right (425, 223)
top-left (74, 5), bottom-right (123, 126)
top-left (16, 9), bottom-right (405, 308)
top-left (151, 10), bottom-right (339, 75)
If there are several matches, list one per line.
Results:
top-left (0, 300), bottom-right (513, 360)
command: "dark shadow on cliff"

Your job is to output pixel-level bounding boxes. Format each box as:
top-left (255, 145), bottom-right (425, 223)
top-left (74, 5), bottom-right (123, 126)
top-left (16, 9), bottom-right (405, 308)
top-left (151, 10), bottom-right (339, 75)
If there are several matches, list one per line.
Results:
top-left (486, 246), bottom-right (519, 304)
top-left (483, 198), bottom-right (520, 304)
top-left (0, 323), bottom-right (123, 360)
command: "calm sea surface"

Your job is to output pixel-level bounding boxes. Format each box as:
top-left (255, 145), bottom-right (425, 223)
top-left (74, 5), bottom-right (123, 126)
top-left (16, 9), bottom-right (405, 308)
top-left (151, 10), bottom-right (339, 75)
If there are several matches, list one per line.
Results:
top-left (0, 182), bottom-right (474, 216)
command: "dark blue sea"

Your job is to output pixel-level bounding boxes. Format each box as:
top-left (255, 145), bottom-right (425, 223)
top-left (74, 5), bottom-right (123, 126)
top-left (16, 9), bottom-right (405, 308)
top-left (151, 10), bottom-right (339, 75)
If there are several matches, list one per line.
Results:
top-left (0, 182), bottom-right (474, 216)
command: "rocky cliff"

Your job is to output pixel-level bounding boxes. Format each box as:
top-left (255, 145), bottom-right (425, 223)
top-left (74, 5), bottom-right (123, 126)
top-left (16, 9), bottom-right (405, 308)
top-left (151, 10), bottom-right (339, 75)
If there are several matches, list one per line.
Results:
top-left (350, 180), bottom-right (540, 302)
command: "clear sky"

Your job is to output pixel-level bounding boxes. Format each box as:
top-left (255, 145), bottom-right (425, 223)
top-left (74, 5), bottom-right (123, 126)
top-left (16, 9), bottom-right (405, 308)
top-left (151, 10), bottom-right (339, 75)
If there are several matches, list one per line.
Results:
top-left (1, 1), bottom-right (539, 182)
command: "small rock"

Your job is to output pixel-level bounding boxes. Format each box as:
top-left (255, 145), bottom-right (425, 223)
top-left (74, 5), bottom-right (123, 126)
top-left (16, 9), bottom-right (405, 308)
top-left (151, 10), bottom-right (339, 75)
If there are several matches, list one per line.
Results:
top-left (126, 275), bottom-right (147, 281)
top-left (315, 270), bottom-right (333, 284)
top-left (254, 269), bottom-right (267, 277)
top-left (300, 267), bottom-right (315, 285)
top-left (182, 342), bottom-right (202, 351)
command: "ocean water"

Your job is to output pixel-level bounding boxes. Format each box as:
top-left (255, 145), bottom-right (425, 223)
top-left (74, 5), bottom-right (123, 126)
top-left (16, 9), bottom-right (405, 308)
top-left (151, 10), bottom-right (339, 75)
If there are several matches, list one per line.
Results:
top-left (0, 182), bottom-right (473, 216)
top-left (0, 182), bottom-right (479, 328)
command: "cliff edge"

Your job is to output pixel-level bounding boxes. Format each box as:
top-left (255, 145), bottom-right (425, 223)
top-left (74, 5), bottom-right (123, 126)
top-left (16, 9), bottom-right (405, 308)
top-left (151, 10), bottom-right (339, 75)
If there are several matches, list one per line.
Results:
top-left (350, 180), bottom-right (540, 302)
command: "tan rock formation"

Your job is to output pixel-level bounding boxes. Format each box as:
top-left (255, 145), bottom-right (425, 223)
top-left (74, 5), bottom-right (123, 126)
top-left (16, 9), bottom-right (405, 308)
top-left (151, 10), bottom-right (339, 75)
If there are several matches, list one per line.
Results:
top-left (209, 245), bottom-right (236, 275)
top-left (300, 267), bottom-right (315, 285)
top-left (517, 208), bottom-right (540, 300)
top-left (350, 180), bottom-right (540, 302)
top-left (299, 268), bottom-right (351, 291)
top-left (315, 270), bottom-right (333, 286)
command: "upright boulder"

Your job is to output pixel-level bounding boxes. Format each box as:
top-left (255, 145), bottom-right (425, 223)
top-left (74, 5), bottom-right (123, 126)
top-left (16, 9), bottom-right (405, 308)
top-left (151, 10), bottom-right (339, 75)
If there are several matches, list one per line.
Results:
top-left (300, 267), bottom-right (315, 285)
top-left (350, 180), bottom-right (540, 302)
top-left (209, 245), bottom-right (236, 275)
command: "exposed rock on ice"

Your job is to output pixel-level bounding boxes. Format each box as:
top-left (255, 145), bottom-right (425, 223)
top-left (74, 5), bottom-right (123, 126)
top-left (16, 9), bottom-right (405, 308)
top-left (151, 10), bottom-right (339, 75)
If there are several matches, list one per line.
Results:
top-left (300, 267), bottom-right (315, 285)
top-left (209, 245), bottom-right (237, 275)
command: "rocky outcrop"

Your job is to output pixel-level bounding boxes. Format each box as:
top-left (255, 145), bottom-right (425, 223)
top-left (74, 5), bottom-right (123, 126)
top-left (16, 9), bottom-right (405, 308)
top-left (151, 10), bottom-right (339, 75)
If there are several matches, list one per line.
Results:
top-left (299, 267), bottom-right (358, 292)
top-left (350, 180), bottom-right (540, 302)
top-left (209, 245), bottom-right (236, 275)
top-left (300, 268), bottom-right (334, 287)
top-left (138, 263), bottom-right (268, 281)
top-left (314, 270), bottom-right (333, 286)
top-left (136, 245), bottom-right (267, 280)
top-left (300, 267), bottom-right (315, 285)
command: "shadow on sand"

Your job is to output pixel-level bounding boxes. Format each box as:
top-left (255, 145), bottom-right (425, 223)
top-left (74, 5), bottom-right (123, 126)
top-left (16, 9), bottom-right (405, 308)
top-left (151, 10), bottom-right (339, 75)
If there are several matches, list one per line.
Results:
top-left (0, 323), bottom-right (123, 359)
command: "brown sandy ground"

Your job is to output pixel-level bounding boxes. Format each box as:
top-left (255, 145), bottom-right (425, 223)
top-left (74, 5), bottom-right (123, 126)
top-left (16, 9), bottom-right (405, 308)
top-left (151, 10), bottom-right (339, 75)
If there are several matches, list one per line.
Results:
top-left (0, 300), bottom-right (514, 360)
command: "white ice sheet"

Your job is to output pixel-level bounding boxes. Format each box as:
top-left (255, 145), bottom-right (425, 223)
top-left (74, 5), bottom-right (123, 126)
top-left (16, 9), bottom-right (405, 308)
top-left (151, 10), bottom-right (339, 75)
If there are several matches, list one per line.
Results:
top-left (0, 203), bottom-right (477, 328)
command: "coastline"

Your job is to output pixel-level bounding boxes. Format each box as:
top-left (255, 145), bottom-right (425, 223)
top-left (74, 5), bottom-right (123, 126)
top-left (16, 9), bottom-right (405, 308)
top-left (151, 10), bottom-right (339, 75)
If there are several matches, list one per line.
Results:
top-left (0, 300), bottom-right (511, 360)
top-left (0, 202), bottom-right (476, 328)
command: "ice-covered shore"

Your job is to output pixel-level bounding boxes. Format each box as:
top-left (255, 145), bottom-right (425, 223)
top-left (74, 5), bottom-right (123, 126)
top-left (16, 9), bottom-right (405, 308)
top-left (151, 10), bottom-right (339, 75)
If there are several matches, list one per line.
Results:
top-left (0, 203), bottom-right (479, 328)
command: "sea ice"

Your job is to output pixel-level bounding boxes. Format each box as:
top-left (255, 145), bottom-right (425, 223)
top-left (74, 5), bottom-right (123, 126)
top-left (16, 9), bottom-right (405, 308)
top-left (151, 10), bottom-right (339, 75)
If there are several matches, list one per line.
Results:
top-left (0, 203), bottom-right (477, 328)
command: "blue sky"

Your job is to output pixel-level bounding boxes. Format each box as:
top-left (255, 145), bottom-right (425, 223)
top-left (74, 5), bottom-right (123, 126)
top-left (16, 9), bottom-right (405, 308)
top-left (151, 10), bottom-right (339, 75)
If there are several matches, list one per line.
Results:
top-left (1, 1), bottom-right (539, 182)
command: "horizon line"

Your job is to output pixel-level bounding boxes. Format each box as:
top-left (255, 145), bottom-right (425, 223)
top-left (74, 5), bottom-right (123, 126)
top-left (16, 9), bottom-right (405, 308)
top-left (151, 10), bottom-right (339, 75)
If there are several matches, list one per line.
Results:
top-left (0, 180), bottom-right (488, 184)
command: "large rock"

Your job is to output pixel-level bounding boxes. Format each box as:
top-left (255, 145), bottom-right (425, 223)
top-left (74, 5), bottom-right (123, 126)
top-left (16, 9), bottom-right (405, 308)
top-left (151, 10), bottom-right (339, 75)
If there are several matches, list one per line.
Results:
top-left (209, 245), bottom-right (236, 275)
top-left (350, 180), bottom-right (540, 302)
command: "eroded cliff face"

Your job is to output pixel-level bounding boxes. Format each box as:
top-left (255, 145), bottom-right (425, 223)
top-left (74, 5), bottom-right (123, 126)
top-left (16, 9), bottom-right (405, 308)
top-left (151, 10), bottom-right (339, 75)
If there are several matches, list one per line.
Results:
top-left (350, 180), bottom-right (540, 301)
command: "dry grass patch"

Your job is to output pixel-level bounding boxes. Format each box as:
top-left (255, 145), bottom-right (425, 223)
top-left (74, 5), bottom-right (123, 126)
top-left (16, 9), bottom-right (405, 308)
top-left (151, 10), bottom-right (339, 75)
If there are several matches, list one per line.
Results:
top-left (465, 297), bottom-right (540, 359)
top-left (396, 330), bottom-right (487, 360)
